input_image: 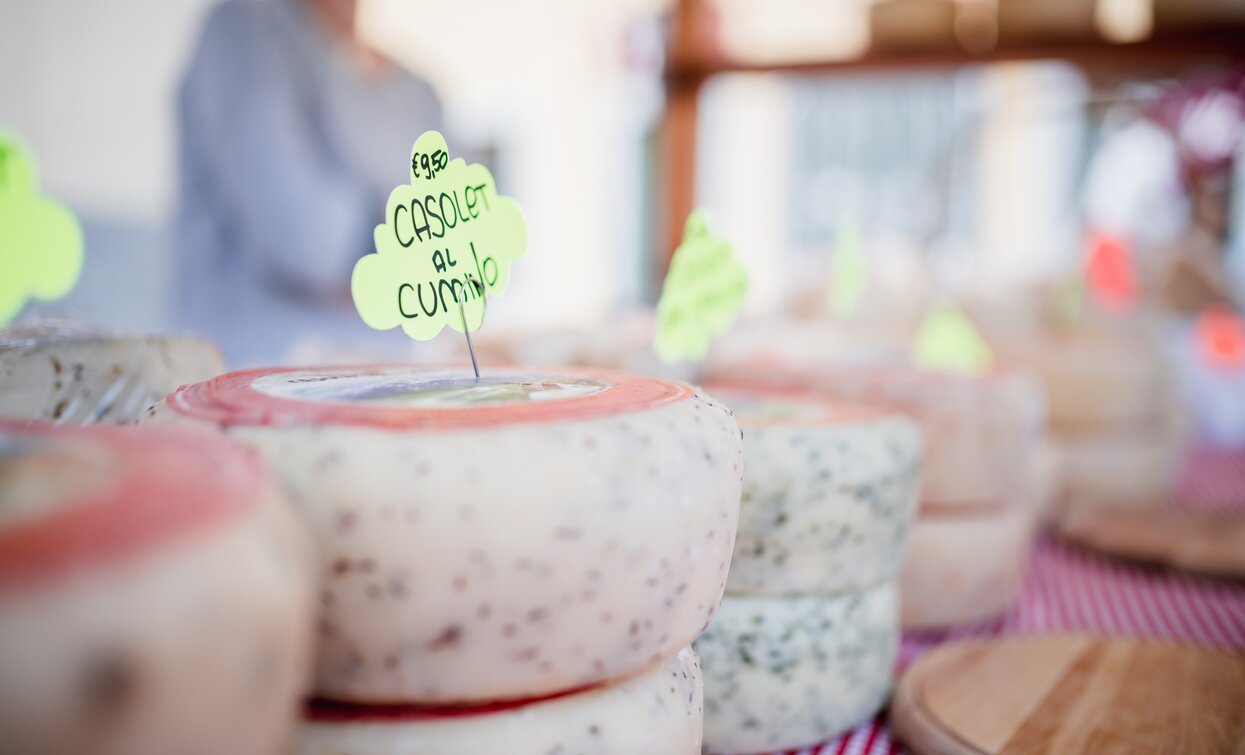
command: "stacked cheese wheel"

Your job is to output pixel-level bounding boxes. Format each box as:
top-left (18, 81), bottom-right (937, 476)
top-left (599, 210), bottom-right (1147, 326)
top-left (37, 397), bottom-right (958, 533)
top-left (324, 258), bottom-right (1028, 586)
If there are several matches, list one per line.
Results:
top-left (694, 384), bottom-right (922, 754)
top-left (0, 422), bottom-right (315, 755)
top-left (145, 365), bottom-right (743, 754)
top-left (709, 360), bottom-right (1044, 630)
top-left (0, 320), bottom-right (225, 424)
top-left (998, 325), bottom-right (1186, 515)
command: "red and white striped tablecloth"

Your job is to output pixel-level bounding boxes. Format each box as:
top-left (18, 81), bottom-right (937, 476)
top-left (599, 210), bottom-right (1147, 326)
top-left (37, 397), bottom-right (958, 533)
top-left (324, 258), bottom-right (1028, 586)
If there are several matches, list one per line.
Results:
top-left (766, 448), bottom-right (1245, 755)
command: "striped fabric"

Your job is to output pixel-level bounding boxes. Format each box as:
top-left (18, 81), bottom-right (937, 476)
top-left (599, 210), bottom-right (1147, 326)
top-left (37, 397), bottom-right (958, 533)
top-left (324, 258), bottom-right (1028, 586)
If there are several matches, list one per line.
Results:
top-left (749, 448), bottom-right (1245, 755)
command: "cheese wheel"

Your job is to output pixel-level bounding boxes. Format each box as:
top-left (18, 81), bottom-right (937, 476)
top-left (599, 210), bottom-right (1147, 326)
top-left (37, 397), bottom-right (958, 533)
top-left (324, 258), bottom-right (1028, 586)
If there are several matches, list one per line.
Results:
top-left (146, 365), bottom-right (743, 704)
top-left (0, 320), bottom-right (225, 424)
top-left (998, 326), bottom-right (1174, 432)
top-left (295, 647), bottom-right (703, 755)
top-left (0, 423), bottom-right (315, 755)
top-left (709, 360), bottom-right (1044, 510)
top-left (694, 584), bottom-right (898, 755)
top-left (705, 383), bottom-right (922, 594)
top-left (899, 505), bottom-right (1034, 630)
top-left (1058, 411), bottom-right (1188, 512)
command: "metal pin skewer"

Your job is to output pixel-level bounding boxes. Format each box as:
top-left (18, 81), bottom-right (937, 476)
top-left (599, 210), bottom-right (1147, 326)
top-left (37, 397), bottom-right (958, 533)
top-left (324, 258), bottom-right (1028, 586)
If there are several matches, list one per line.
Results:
top-left (457, 275), bottom-right (486, 382)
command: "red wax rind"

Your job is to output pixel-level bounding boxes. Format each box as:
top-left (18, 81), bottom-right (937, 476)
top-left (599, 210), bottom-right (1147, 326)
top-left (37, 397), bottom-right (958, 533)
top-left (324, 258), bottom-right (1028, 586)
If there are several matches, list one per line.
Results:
top-left (165, 365), bottom-right (693, 430)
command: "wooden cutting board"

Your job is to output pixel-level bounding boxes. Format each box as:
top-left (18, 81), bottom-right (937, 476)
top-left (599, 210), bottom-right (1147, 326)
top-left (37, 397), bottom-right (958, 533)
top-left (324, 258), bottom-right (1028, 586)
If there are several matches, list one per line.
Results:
top-left (1057, 506), bottom-right (1245, 580)
top-left (891, 634), bottom-right (1245, 754)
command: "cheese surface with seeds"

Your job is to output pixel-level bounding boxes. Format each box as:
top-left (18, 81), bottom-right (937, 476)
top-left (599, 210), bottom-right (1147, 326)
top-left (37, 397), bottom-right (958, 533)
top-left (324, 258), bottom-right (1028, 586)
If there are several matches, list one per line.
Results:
top-left (710, 386), bottom-right (922, 594)
top-left (694, 584), bottom-right (898, 755)
top-left (0, 320), bottom-right (224, 424)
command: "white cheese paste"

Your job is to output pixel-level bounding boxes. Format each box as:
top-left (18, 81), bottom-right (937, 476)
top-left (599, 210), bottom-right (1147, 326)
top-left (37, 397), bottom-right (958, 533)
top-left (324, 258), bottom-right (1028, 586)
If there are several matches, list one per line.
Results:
top-left (0, 319), bottom-right (224, 424)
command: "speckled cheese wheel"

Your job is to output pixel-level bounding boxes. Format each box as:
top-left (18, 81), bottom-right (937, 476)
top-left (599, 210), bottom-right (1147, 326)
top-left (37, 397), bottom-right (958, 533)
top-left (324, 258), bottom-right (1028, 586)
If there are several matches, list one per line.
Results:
top-left (0, 423), bottom-right (315, 755)
top-left (710, 360), bottom-right (1044, 510)
top-left (694, 584), bottom-right (898, 755)
top-left (295, 647), bottom-right (703, 755)
top-left (145, 365), bottom-right (743, 704)
top-left (706, 383), bottom-right (922, 594)
top-left (0, 320), bottom-right (225, 424)
top-left (899, 505), bottom-right (1034, 630)
top-left (1057, 411), bottom-right (1188, 513)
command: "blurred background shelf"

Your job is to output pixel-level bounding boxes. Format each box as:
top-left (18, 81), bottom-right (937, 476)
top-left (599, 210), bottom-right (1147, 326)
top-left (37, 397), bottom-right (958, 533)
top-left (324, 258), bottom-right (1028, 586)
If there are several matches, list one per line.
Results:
top-left (659, 0), bottom-right (1245, 274)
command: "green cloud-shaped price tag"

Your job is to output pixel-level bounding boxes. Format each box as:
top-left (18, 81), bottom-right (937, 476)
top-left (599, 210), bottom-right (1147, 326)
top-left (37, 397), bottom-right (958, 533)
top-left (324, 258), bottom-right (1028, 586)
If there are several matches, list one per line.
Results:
top-left (0, 135), bottom-right (84, 326)
top-left (653, 210), bottom-right (747, 364)
top-left (828, 216), bottom-right (865, 318)
top-left (911, 301), bottom-right (994, 374)
top-left (352, 131), bottom-right (526, 340)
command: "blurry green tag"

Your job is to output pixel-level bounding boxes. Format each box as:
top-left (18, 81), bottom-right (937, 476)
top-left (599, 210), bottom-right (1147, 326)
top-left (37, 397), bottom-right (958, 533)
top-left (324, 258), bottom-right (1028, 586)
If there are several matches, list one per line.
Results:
top-left (0, 136), bottom-right (83, 326)
top-left (352, 131), bottom-right (526, 340)
top-left (828, 217), bottom-right (864, 317)
top-left (911, 302), bottom-right (993, 374)
top-left (1050, 275), bottom-right (1084, 328)
top-left (654, 210), bottom-right (747, 364)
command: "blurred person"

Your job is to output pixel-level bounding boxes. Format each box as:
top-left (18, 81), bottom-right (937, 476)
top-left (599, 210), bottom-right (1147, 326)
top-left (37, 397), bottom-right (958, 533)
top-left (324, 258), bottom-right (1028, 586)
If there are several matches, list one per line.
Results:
top-left (175, 0), bottom-right (444, 365)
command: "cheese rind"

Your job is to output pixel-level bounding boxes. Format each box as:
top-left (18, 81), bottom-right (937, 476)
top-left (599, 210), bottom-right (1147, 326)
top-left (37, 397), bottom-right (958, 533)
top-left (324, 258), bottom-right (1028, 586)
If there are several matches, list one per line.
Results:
top-left (0, 425), bottom-right (316, 755)
top-left (0, 320), bottom-right (224, 424)
top-left (295, 648), bottom-right (702, 755)
top-left (899, 505), bottom-right (1033, 629)
top-left (147, 366), bottom-right (743, 704)
top-left (709, 386), bottom-right (922, 594)
top-left (694, 585), bottom-right (898, 755)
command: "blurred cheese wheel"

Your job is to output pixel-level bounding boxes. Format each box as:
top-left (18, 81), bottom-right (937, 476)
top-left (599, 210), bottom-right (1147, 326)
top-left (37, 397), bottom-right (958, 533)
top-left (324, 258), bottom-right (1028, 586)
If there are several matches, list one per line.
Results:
top-left (146, 365), bottom-right (743, 704)
top-left (705, 383), bottom-right (922, 594)
top-left (694, 584), bottom-right (898, 755)
top-left (1059, 411), bottom-right (1189, 513)
top-left (0, 423), bottom-right (314, 755)
top-left (899, 505), bottom-right (1034, 630)
top-left (295, 647), bottom-right (703, 755)
top-left (711, 360), bottom-right (1043, 510)
top-left (0, 320), bottom-right (224, 424)
top-left (1001, 327), bottom-right (1173, 432)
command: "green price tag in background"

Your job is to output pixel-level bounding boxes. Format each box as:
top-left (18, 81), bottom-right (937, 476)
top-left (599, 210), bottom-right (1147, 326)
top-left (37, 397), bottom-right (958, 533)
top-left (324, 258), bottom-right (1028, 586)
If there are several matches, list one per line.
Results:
top-left (0, 135), bottom-right (83, 326)
top-left (352, 130), bottom-right (526, 341)
top-left (911, 301), bottom-right (994, 374)
top-left (828, 216), bottom-right (865, 318)
top-left (653, 210), bottom-right (747, 364)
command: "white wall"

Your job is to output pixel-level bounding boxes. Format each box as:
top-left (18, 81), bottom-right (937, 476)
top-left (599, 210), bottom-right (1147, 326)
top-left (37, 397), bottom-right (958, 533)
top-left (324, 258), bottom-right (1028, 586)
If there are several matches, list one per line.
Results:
top-left (0, 0), bottom-right (216, 222)
top-left (0, 0), bottom-right (217, 329)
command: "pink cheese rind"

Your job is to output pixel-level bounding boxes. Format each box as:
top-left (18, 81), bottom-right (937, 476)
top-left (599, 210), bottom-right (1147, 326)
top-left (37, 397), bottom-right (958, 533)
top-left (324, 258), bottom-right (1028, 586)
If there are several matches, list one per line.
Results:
top-left (165, 365), bottom-right (693, 430)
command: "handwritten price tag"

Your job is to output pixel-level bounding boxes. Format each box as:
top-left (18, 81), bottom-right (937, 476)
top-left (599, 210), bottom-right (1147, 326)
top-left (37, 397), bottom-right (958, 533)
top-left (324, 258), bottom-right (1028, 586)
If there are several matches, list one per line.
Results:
top-left (352, 131), bottom-right (526, 340)
top-left (0, 135), bottom-right (83, 326)
top-left (653, 210), bottom-right (747, 364)
top-left (911, 301), bottom-right (994, 375)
